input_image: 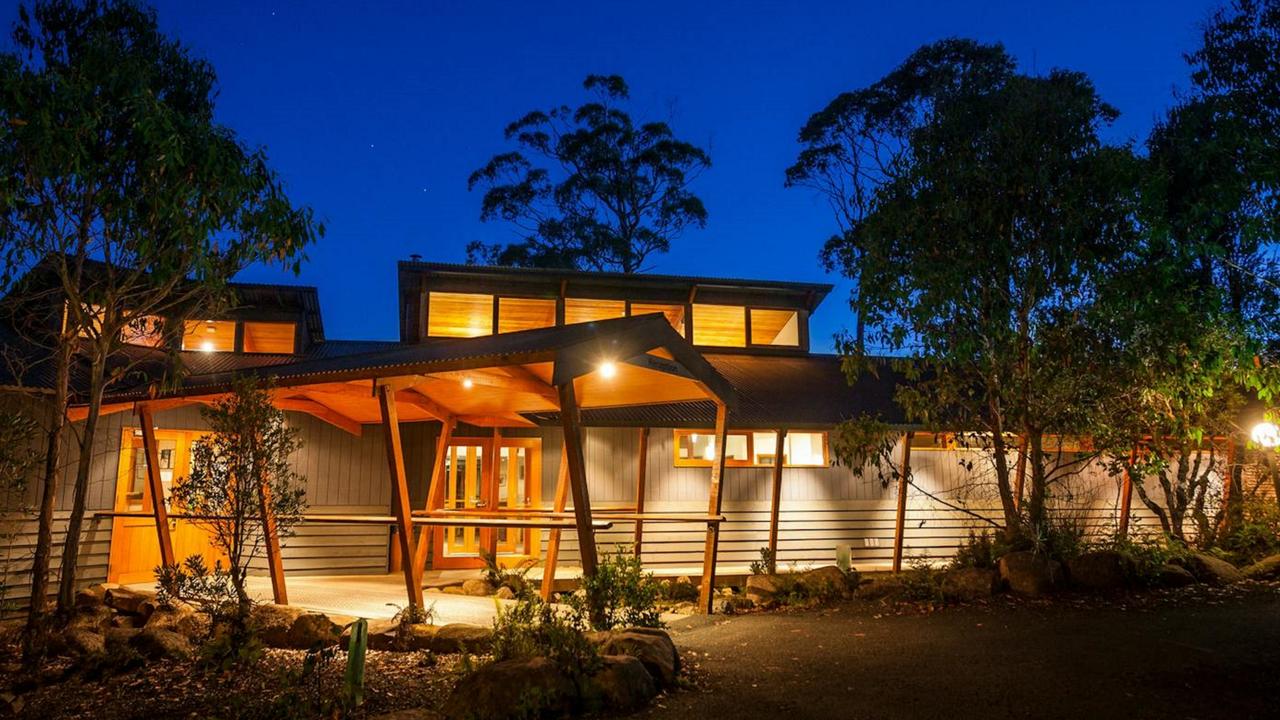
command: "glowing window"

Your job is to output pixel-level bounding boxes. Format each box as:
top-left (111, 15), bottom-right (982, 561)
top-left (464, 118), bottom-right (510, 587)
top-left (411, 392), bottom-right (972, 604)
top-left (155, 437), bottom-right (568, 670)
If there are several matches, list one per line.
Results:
top-left (629, 303), bottom-right (686, 335)
top-left (691, 304), bottom-right (746, 347)
top-left (564, 298), bottom-right (625, 325)
top-left (677, 429), bottom-right (828, 468)
top-left (243, 321), bottom-right (296, 354)
top-left (750, 309), bottom-right (800, 347)
top-left (182, 320), bottom-right (236, 352)
top-left (675, 430), bottom-right (751, 466)
top-left (120, 316), bottom-right (165, 347)
top-left (428, 292), bottom-right (494, 338)
top-left (498, 297), bottom-right (557, 334)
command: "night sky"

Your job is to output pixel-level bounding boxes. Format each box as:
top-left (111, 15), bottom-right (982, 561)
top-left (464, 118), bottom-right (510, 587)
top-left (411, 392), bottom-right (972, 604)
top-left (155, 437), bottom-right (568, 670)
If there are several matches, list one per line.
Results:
top-left (2, 0), bottom-right (1220, 349)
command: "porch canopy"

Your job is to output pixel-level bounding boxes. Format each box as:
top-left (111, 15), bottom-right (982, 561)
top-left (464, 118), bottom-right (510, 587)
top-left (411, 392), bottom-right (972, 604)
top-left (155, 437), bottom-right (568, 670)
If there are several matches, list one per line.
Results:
top-left (86, 314), bottom-right (738, 612)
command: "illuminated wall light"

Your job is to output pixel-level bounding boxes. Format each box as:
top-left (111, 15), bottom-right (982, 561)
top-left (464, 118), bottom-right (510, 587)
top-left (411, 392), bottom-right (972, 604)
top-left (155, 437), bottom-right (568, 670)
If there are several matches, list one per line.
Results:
top-left (598, 361), bottom-right (617, 379)
top-left (703, 441), bottom-right (716, 461)
top-left (462, 377), bottom-right (474, 389)
top-left (200, 340), bottom-right (215, 352)
top-left (1251, 421), bottom-right (1280, 448)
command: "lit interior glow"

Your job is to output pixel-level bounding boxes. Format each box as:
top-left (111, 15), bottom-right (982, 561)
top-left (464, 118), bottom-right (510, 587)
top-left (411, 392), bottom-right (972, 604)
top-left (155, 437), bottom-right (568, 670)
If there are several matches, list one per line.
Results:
top-left (199, 340), bottom-right (215, 352)
top-left (598, 361), bottom-right (617, 379)
top-left (703, 441), bottom-right (716, 461)
top-left (462, 377), bottom-right (474, 389)
top-left (1251, 421), bottom-right (1280, 448)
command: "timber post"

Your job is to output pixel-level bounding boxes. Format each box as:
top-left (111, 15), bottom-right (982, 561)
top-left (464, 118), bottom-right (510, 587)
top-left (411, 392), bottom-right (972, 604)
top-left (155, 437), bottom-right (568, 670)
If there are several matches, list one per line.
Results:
top-left (137, 404), bottom-right (176, 569)
top-left (1118, 443), bottom-right (1139, 539)
top-left (378, 384), bottom-right (424, 609)
top-left (556, 380), bottom-right (598, 577)
top-left (540, 444), bottom-right (571, 601)
top-left (633, 427), bottom-right (649, 557)
top-left (698, 403), bottom-right (730, 613)
top-left (767, 428), bottom-right (787, 573)
top-left (892, 431), bottom-right (914, 573)
top-left (413, 416), bottom-right (456, 575)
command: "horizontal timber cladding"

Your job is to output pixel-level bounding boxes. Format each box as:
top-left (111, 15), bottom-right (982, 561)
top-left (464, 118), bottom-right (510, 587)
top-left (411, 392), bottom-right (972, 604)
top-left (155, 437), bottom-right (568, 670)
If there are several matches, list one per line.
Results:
top-left (535, 427), bottom-right (1171, 573)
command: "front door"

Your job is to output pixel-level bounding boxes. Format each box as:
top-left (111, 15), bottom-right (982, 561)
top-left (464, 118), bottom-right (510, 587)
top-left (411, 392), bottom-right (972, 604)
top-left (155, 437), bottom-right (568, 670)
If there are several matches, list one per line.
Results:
top-left (434, 437), bottom-right (541, 569)
top-left (107, 428), bottom-right (221, 585)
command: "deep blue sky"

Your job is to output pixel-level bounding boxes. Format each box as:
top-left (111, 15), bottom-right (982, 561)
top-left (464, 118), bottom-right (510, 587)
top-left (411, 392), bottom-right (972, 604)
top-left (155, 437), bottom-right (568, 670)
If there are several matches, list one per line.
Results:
top-left (4, 0), bottom-right (1220, 348)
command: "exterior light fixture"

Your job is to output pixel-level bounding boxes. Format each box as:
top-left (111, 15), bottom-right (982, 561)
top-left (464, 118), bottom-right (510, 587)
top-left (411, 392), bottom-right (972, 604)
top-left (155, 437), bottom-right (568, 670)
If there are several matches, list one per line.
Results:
top-left (1251, 421), bottom-right (1280, 448)
top-left (703, 441), bottom-right (716, 461)
top-left (462, 377), bottom-right (474, 389)
top-left (598, 361), bottom-right (617, 379)
top-left (199, 340), bottom-right (215, 352)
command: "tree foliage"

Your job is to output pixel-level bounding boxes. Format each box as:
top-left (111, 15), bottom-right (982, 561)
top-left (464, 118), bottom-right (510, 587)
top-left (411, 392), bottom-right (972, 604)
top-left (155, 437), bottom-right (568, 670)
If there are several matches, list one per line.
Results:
top-left (467, 75), bottom-right (709, 272)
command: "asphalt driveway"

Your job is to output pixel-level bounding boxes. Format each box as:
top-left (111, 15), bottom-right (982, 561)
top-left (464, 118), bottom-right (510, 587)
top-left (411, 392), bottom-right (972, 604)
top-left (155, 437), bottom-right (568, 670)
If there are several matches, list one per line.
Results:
top-left (644, 587), bottom-right (1280, 720)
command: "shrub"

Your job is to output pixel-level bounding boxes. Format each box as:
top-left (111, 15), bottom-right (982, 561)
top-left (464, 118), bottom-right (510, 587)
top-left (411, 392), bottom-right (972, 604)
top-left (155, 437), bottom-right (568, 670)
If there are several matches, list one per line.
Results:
top-left (1107, 534), bottom-right (1194, 587)
top-left (566, 546), bottom-right (663, 631)
top-left (898, 557), bottom-right (945, 602)
top-left (1032, 511), bottom-right (1088, 561)
top-left (1219, 500), bottom-right (1280, 566)
top-left (749, 546), bottom-right (776, 575)
top-left (156, 554), bottom-right (262, 668)
top-left (481, 548), bottom-right (538, 599)
top-left (952, 530), bottom-right (1004, 569)
top-left (490, 598), bottom-right (600, 677)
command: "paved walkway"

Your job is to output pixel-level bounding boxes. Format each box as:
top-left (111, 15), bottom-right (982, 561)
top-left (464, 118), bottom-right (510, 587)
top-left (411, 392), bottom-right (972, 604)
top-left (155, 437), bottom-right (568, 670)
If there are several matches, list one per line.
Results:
top-left (242, 574), bottom-right (511, 624)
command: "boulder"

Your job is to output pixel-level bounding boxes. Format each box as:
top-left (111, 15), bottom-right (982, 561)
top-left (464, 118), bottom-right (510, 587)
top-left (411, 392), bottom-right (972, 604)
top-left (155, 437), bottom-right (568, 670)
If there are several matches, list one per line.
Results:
top-left (745, 574), bottom-right (785, 606)
top-left (144, 602), bottom-right (207, 639)
top-left (853, 576), bottom-right (906, 601)
top-left (494, 586), bottom-right (516, 600)
top-left (664, 576), bottom-right (699, 601)
top-left (67, 605), bottom-right (116, 634)
top-left (429, 623), bottom-right (493, 654)
top-left (588, 655), bottom-right (658, 711)
top-left (717, 595), bottom-right (755, 614)
top-left (1066, 550), bottom-right (1134, 591)
top-left (129, 628), bottom-right (193, 661)
top-left (999, 551), bottom-right (1060, 596)
top-left (1185, 552), bottom-right (1244, 586)
top-left (104, 627), bottom-right (141, 653)
top-left (796, 565), bottom-right (854, 599)
top-left (357, 619), bottom-right (404, 650)
top-left (1242, 554), bottom-right (1280, 581)
top-left (74, 583), bottom-right (115, 609)
top-left (441, 657), bottom-right (576, 720)
top-left (594, 627), bottom-right (679, 689)
top-left (368, 623), bottom-right (438, 652)
top-left (941, 567), bottom-right (1000, 600)
top-left (62, 628), bottom-right (106, 657)
top-left (253, 604), bottom-right (341, 649)
top-left (441, 586), bottom-right (467, 596)
top-left (1156, 563), bottom-right (1198, 588)
top-left (104, 586), bottom-right (155, 616)
top-left (461, 579), bottom-right (496, 597)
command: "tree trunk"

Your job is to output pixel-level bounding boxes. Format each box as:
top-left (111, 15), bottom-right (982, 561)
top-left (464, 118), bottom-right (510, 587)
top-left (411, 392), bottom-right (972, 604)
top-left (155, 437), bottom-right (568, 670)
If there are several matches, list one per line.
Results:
top-left (1024, 431), bottom-right (1049, 533)
top-left (55, 351), bottom-right (106, 614)
top-left (22, 342), bottom-right (72, 666)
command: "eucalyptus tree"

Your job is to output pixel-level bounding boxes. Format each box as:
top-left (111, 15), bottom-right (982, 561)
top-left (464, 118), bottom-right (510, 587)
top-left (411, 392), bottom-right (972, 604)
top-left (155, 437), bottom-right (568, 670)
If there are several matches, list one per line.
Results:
top-left (0, 0), bottom-right (319, 660)
top-left (468, 75), bottom-right (710, 273)
top-left (808, 40), bottom-right (1139, 540)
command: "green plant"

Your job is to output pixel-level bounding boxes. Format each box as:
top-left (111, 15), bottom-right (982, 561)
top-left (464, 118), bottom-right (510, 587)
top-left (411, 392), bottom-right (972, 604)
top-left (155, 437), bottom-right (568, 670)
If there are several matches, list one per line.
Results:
top-left (749, 546), bottom-right (776, 575)
top-left (566, 546), bottom-right (663, 630)
top-left (342, 619), bottom-right (368, 711)
top-left (156, 554), bottom-right (262, 668)
top-left (481, 548), bottom-right (538, 599)
top-left (490, 598), bottom-right (600, 678)
top-left (1220, 500), bottom-right (1280, 566)
top-left (952, 530), bottom-right (1005, 570)
top-left (1031, 511), bottom-right (1089, 562)
top-left (898, 557), bottom-right (945, 603)
top-left (384, 601), bottom-right (435, 651)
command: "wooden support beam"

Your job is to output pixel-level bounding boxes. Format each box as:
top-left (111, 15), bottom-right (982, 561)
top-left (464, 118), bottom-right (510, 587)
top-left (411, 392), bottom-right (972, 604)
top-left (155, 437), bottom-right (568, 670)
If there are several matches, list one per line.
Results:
top-left (414, 416), bottom-right (456, 574)
top-left (892, 432), bottom-right (914, 573)
top-left (1118, 443), bottom-right (1139, 539)
top-left (767, 428), bottom-right (787, 573)
top-left (378, 384), bottom-right (424, 609)
top-left (397, 388), bottom-right (456, 422)
top-left (698, 403), bottom-right (729, 614)
top-left (499, 365), bottom-right (559, 403)
top-left (273, 396), bottom-right (363, 437)
top-left (633, 427), bottom-right (649, 558)
top-left (257, 480), bottom-right (289, 604)
top-left (1013, 436), bottom-right (1028, 510)
top-left (540, 444), bottom-right (571, 602)
top-left (481, 427), bottom-right (502, 559)
top-left (137, 404), bottom-right (175, 569)
top-left (427, 369), bottom-right (559, 402)
top-left (556, 380), bottom-right (598, 579)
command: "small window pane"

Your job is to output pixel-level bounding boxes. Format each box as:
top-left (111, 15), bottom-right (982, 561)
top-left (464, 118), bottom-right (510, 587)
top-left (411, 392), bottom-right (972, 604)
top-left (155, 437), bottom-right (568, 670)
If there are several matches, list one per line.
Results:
top-left (183, 320), bottom-right (236, 352)
top-left (243, 321), bottom-right (296, 353)
top-left (121, 315), bottom-right (165, 347)
top-left (564, 298), bottom-right (625, 325)
top-left (677, 431), bottom-right (749, 462)
top-left (630, 303), bottom-right (686, 335)
top-left (429, 292), bottom-right (493, 338)
top-left (786, 432), bottom-right (827, 466)
top-left (692, 304), bottom-right (746, 347)
top-left (498, 297), bottom-right (556, 333)
top-left (752, 431), bottom-right (780, 466)
top-left (750, 309), bottom-right (800, 346)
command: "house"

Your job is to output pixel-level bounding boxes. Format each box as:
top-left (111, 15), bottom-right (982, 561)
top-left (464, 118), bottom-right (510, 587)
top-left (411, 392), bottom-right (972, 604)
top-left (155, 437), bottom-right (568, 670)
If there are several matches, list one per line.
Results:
top-left (0, 259), bottom-right (1145, 615)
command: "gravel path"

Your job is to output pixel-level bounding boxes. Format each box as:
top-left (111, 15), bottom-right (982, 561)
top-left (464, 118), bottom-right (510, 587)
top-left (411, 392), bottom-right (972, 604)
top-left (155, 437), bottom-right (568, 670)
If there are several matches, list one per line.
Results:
top-left (643, 587), bottom-right (1280, 720)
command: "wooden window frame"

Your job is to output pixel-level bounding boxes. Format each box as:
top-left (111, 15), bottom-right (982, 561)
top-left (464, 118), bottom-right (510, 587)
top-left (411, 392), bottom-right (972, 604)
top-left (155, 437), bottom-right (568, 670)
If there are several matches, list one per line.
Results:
top-left (496, 295), bottom-right (558, 334)
top-left (673, 429), bottom-right (829, 468)
top-left (747, 307), bottom-right (801, 348)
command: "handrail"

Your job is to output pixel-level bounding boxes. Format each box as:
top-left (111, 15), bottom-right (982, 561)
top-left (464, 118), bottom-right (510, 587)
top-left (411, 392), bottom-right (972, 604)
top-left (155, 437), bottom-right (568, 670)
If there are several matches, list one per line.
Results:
top-left (92, 510), bottom-right (612, 530)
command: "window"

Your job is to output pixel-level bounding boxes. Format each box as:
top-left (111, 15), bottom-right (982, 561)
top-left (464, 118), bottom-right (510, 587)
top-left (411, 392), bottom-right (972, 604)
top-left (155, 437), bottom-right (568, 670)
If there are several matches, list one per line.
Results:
top-left (674, 429), bottom-right (828, 468)
top-left (498, 297), bottom-right (557, 333)
top-left (243, 321), bottom-right (296, 353)
top-left (428, 292), bottom-right (494, 337)
top-left (182, 320), bottom-right (236, 352)
top-left (750, 308), bottom-right (800, 347)
top-left (120, 316), bottom-right (165, 347)
top-left (630, 303), bottom-right (686, 335)
top-left (564, 298), bottom-right (625, 325)
top-left (691, 304), bottom-right (746, 347)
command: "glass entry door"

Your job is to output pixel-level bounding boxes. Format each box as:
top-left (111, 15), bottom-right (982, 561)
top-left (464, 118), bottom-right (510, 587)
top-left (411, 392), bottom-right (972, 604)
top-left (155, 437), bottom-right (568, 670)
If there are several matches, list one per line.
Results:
top-left (435, 437), bottom-right (541, 569)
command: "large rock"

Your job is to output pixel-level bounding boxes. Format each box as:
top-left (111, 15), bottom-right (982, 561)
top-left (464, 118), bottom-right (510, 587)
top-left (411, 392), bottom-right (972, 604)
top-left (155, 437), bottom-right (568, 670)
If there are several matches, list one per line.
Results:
top-left (461, 579), bottom-right (496, 597)
top-left (367, 622), bottom-right (439, 652)
top-left (999, 551), bottom-right (1061, 596)
top-left (1242, 554), bottom-right (1280, 581)
top-left (494, 586), bottom-right (516, 600)
top-left (429, 623), bottom-right (493, 654)
top-left (854, 576), bottom-right (906, 601)
top-left (745, 574), bottom-right (785, 606)
top-left (796, 565), bottom-right (855, 599)
top-left (67, 605), bottom-right (116, 634)
top-left (663, 578), bottom-right (699, 602)
top-left (144, 602), bottom-right (207, 639)
top-left (62, 628), bottom-right (105, 656)
top-left (588, 655), bottom-right (657, 711)
top-left (1185, 552), bottom-right (1244, 586)
top-left (129, 628), bottom-right (193, 661)
top-left (441, 657), bottom-right (576, 720)
top-left (104, 627), bottom-right (141, 653)
top-left (1067, 550), bottom-right (1134, 591)
top-left (104, 586), bottom-right (155, 616)
top-left (1156, 563), bottom-right (1198, 588)
top-left (941, 567), bottom-right (1000, 600)
top-left (74, 583), bottom-right (116, 609)
top-left (252, 604), bottom-right (341, 649)
top-left (594, 627), bottom-right (679, 689)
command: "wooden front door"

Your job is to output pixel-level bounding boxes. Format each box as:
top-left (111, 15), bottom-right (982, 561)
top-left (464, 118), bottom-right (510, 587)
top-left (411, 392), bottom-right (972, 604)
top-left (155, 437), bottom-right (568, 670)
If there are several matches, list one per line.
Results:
top-left (434, 437), bottom-right (541, 569)
top-left (107, 428), bottom-right (221, 585)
